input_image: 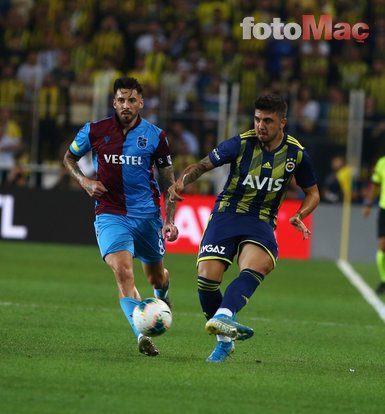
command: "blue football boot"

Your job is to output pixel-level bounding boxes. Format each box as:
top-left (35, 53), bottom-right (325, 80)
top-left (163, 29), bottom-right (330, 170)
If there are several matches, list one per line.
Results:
top-left (206, 341), bottom-right (235, 362)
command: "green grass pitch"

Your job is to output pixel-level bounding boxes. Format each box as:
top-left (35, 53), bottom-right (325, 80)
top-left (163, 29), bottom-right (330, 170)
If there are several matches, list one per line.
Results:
top-left (1, 240), bottom-right (384, 414)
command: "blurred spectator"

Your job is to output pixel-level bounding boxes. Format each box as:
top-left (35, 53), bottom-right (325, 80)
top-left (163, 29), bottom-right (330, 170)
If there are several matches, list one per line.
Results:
top-left (325, 86), bottom-right (349, 147)
top-left (37, 29), bottom-right (61, 76)
top-left (299, 39), bottom-right (330, 99)
top-left (219, 36), bottom-right (242, 83)
top-left (37, 73), bottom-right (63, 163)
top-left (51, 50), bottom-right (76, 128)
top-left (91, 56), bottom-right (122, 121)
top-left (69, 68), bottom-right (94, 132)
top-left (0, 63), bottom-right (24, 112)
top-left (322, 155), bottom-right (362, 203)
top-left (291, 86), bottom-right (321, 135)
top-left (141, 84), bottom-right (160, 125)
top-left (171, 121), bottom-right (200, 157)
top-left (166, 19), bottom-right (194, 59)
top-left (0, 107), bottom-right (23, 182)
top-left (364, 57), bottom-right (385, 115)
top-left (362, 96), bottom-right (385, 166)
top-left (337, 44), bottom-right (368, 91)
top-left (135, 20), bottom-right (166, 55)
top-left (166, 67), bottom-right (197, 118)
top-left (16, 50), bottom-right (44, 101)
top-left (144, 39), bottom-right (168, 84)
top-left (4, 161), bottom-right (28, 188)
top-left (2, 4), bottom-right (31, 66)
top-left (92, 14), bottom-right (125, 68)
top-left (128, 54), bottom-right (157, 89)
top-left (322, 156), bottom-right (346, 203)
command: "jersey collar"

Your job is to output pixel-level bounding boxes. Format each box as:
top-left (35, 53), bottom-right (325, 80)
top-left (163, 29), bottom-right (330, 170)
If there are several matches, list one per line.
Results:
top-left (114, 113), bottom-right (142, 133)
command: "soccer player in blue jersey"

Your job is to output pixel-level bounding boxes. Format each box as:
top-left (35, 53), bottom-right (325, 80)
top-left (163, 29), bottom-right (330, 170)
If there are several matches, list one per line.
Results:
top-left (63, 77), bottom-right (179, 357)
top-left (169, 94), bottom-right (320, 362)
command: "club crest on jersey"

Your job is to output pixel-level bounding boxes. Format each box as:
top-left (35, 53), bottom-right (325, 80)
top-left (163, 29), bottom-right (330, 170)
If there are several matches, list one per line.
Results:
top-left (285, 159), bottom-right (296, 172)
top-left (137, 136), bottom-right (148, 149)
top-left (104, 136), bottom-right (111, 144)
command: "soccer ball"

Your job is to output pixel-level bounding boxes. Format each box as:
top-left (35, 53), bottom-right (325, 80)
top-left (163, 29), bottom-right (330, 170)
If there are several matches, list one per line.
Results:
top-left (133, 298), bottom-right (172, 337)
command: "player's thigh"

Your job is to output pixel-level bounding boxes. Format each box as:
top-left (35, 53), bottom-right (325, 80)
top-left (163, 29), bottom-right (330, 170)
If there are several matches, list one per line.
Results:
top-left (134, 217), bottom-right (165, 264)
top-left (197, 259), bottom-right (226, 282)
top-left (94, 213), bottom-right (135, 259)
top-left (105, 250), bottom-right (135, 285)
top-left (238, 243), bottom-right (275, 275)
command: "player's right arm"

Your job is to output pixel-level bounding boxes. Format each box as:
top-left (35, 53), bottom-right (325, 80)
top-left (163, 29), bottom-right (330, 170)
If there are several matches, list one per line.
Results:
top-left (63, 150), bottom-right (108, 199)
top-left (168, 156), bottom-right (215, 202)
top-left (363, 182), bottom-right (380, 218)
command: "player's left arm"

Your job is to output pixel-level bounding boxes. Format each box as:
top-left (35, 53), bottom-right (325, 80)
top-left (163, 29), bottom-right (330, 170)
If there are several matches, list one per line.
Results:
top-left (158, 165), bottom-right (179, 242)
top-left (289, 149), bottom-right (320, 239)
top-left (289, 184), bottom-right (320, 239)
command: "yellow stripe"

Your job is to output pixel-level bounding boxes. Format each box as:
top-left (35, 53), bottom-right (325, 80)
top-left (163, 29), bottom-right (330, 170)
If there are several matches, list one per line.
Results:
top-left (287, 135), bottom-right (304, 149)
top-left (196, 256), bottom-right (233, 267)
top-left (237, 240), bottom-right (277, 268)
top-left (240, 129), bottom-right (257, 139)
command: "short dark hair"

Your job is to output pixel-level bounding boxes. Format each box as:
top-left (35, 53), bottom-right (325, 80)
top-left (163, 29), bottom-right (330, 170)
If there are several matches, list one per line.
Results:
top-left (113, 77), bottom-right (143, 96)
top-left (254, 94), bottom-right (288, 118)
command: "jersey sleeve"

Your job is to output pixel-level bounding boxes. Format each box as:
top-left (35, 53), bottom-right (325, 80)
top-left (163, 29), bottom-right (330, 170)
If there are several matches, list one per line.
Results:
top-left (69, 123), bottom-right (92, 158)
top-left (294, 149), bottom-right (317, 188)
top-left (154, 130), bottom-right (172, 168)
top-left (208, 135), bottom-right (241, 167)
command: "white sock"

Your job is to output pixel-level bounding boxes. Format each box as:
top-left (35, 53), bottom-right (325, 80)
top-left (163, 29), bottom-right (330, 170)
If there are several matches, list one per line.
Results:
top-left (214, 307), bottom-right (233, 318)
top-left (217, 335), bottom-right (232, 343)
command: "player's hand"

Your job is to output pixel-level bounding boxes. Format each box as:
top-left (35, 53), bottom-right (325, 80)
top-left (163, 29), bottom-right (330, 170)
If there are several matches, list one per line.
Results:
top-left (362, 206), bottom-right (371, 218)
top-left (168, 181), bottom-right (184, 202)
top-left (289, 214), bottom-right (311, 240)
top-left (81, 177), bottom-right (108, 199)
top-left (162, 222), bottom-right (179, 242)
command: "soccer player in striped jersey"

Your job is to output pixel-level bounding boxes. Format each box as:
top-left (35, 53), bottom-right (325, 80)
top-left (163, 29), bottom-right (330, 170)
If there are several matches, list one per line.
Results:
top-left (169, 94), bottom-right (320, 362)
top-left (63, 77), bottom-right (178, 357)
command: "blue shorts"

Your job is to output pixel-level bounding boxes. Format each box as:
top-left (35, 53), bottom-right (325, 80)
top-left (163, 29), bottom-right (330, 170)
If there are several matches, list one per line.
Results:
top-left (94, 213), bottom-right (165, 263)
top-left (198, 212), bottom-right (278, 268)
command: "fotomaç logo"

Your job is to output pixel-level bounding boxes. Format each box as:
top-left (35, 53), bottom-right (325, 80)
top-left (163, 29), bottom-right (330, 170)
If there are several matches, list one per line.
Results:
top-left (240, 15), bottom-right (369, 43)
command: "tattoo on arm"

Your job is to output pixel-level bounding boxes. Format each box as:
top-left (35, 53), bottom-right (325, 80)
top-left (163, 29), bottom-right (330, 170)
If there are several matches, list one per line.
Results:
top-left (159, 165), bottom-right (177, 223)
top-left (182, 156), bottom-right (214, 186)
top-left (63, 151), bottom-right (85, 184)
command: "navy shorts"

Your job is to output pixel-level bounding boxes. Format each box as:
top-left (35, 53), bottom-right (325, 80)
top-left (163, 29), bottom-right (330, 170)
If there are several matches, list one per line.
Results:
top-left (378, 208), bottom-right (385, 238)
top-left (197, 212), bottom-right (278, 268)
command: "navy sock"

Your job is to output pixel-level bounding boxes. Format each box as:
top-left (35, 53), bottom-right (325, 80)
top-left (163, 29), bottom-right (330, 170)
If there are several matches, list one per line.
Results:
top-left (197, 276), bottom-right (223, 320)
top-left (221, 269), bottom-right (264, 314)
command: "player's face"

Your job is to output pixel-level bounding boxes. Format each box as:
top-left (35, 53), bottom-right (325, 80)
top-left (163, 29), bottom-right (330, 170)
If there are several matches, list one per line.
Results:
top-left (254, 110), bottom-right (286, 148)
top-left (113, 88), bottom-right (144, 127)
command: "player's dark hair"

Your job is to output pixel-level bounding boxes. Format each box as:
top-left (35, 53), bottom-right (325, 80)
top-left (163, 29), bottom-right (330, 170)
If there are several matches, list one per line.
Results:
top-left (254, 94), bottom-right (288, 118)
top-left (113, 77), bottom-right (143, 96)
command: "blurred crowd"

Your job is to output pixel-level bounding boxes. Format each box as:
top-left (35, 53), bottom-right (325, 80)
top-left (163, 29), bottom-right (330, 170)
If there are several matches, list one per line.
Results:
top-left (0, 0), bottom-right (384, 201)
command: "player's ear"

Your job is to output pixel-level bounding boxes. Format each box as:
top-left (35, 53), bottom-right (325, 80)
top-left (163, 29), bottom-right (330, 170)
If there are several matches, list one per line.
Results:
top-left (281, 117), bottom-right (287, 129)
top-left (139, 98), bottom-right (144, 109)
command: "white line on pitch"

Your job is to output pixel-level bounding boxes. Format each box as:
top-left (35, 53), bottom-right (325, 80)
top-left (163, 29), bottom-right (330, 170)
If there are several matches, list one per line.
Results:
top-left (337, 259), bottom-right (385, 323)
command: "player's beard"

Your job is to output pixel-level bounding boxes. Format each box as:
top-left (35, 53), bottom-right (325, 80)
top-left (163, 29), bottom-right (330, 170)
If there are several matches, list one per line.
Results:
top-left (119, 110), bottom-right (137, 127)
top-left (257, 129), bottom-right (282, 146)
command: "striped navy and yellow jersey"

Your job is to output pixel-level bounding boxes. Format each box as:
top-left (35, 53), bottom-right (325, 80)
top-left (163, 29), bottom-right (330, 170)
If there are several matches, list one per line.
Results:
top-left (208, 129), bottom-right (317, 228)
